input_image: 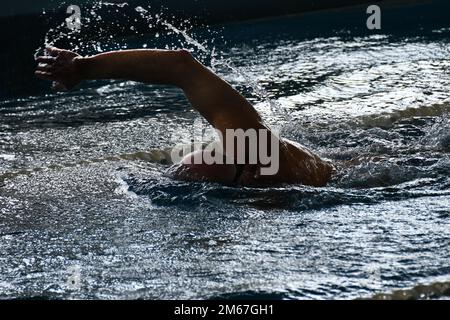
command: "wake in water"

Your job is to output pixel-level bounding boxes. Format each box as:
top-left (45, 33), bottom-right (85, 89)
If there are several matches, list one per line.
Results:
top-left (117, 108), bottom-right (450, 209)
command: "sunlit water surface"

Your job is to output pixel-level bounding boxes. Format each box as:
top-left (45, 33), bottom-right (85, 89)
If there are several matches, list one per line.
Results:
top-left (1, 11), bottom-right (449, 299)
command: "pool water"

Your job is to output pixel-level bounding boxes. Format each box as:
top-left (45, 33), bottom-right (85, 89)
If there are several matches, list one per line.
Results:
top-left (0, 5), bottom-right (449, 299)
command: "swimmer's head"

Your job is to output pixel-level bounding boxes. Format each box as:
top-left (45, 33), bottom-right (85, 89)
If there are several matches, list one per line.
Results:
top-left (166, 150), bottom-right (237, 184)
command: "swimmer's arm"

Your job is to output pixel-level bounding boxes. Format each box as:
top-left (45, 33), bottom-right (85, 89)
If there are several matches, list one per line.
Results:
top-left (77, 50), bottom-right (264, 129)
top-left (36, 47), bottom-right (265, 134)
top-left (36, 47), bottom-right (194, 88)
top-left (36, 47), bottom-right (277, 160)
top-left (75, 49), bottom-right (195, 87)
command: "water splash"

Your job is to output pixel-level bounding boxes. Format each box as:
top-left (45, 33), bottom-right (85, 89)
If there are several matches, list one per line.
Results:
top-left (134, 5), bottom-right (283, 117)
top-left (36, 2), bottom-right (284, 120)
top-left (36, 2), bottom-right (136, 58)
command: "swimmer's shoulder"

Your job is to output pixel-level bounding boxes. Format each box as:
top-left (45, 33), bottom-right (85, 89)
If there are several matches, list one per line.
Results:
top-left (280, 138), bottom-right (335, 186)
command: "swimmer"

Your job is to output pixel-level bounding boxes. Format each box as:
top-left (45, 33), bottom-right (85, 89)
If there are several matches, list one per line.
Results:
top-left (35, 47), bottom-right (334, 186)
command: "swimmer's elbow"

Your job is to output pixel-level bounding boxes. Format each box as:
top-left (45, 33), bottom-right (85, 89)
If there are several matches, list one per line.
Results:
top-left (172, 49), bottom-right (198, 85)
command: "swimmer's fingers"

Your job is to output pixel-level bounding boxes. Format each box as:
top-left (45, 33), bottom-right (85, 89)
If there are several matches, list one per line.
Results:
top-left (36, 57), bottom-right (68, 74)
top-left (35, 56), bottom-right (63, 76)
top-left (34, 70), bottom-right (55, 81)
top-left (36, 62), bottom-right (55, 73)
top-left (36, 56), bottom-right (57, 64)
top-left (36, 56), bottom-right (66, 70)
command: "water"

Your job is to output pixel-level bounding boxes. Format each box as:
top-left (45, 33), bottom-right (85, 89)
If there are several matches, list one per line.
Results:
top-left (1, 4), bottom-right (450, 299)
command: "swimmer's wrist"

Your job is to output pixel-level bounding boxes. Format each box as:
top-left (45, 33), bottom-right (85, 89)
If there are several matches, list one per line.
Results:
top-left (74, 56), bottom-right (91, 80)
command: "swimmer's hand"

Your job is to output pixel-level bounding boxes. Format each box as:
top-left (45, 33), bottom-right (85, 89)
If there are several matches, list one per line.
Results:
top-left (35, 47), bottom-right (82, 91)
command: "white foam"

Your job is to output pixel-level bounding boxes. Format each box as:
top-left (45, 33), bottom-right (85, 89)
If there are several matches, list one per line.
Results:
top-left (0, 154), bottom-right (15, 161)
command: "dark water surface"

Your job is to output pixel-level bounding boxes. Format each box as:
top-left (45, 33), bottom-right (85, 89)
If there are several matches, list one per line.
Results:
top-left (1, 6), bottom-right (449, 299)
